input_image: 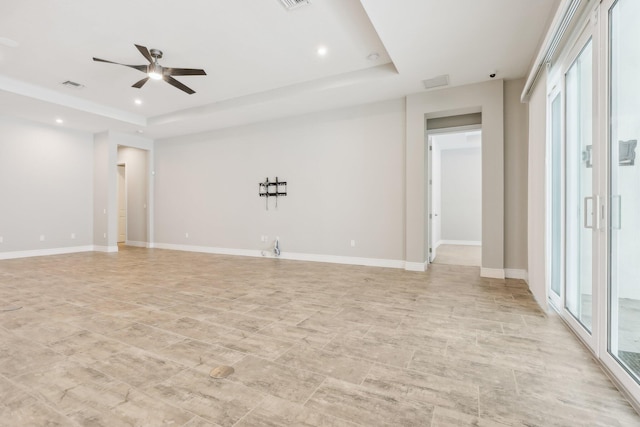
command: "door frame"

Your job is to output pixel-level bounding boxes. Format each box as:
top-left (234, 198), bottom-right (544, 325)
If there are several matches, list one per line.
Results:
top-left (117, 163), bottom-right (127, 244)
top-left (425, 124), bottom-right (483, 264)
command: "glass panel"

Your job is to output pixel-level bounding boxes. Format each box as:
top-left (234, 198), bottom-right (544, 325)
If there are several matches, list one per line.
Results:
top-left (609, 0), bottom-right (640, 383)
top-left (550, 94), bottom-right (562, 298)
top-left (565, 39), bottom-right (593, 332)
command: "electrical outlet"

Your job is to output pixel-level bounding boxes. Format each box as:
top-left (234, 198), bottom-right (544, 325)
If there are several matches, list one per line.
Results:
top-left (71, 233), bottom-right (76, 239)
top-left (0, 236), bottom-right (3, 243)
top-left (103, 232), bottom-right (107, 239)
top-left (40, 235), bottom-right (45, 242)
top-left (185, 232), bottom-right (189, 238)
top-left (350, 239), bottom-right (356, 247)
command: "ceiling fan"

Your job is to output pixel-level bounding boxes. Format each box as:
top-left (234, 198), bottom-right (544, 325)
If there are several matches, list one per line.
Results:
top-left (93, 44), bottom-right (206, 95)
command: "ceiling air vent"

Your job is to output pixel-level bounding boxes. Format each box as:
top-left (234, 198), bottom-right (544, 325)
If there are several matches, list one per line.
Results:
top-left (279, 0), bottom-right (310, 10)
top-left (61, 80), bottom-right (85, 90)
top-left (422, 74), bottom-right (450, 90)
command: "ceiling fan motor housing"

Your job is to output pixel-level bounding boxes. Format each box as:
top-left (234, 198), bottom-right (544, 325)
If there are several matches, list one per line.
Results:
top-left (149, 48), bottom-right (163, 60)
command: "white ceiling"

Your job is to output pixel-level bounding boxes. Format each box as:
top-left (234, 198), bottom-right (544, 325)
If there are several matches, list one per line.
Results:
top-left (0, 0), bottom-right (559, 139)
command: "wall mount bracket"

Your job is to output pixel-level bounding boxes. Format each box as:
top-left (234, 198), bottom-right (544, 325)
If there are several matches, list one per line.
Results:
top-left (259, 177), bottom-right (287, 210)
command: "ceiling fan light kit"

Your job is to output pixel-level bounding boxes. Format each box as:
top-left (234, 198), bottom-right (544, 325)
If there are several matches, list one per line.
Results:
top-left (92, 44), bottom-right (206, 94)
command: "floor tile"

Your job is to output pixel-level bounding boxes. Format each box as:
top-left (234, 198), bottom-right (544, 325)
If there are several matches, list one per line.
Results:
top-left (305, 377), bottom-right (434, 426)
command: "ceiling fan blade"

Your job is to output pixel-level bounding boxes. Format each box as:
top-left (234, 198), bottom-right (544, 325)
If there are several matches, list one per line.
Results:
top-left (164, 67), bottom-right (207, 76)
top-left (135, 44), bottom-right (153, 63)
top-left (93, 57), bottom-right (147, 72)
top-left (163, 75), bottom-right (195, 94)
top-left (132, 77), bottom-right (150, 88)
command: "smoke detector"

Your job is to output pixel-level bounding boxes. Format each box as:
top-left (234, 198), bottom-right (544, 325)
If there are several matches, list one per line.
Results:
top-left (279, 0), bottom-right (310, 10)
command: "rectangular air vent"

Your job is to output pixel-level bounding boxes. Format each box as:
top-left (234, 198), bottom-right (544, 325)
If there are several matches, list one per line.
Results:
top-left (422, 74), bottom-right (450, 90)
top-left (279, 0), bottom-right (310, 10)
top-left (61, 80), bottom-right (85, 90)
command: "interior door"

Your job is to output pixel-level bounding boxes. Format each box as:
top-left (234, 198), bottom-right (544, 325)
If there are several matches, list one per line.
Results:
top-left (428, 136), bottom-right (437, 262)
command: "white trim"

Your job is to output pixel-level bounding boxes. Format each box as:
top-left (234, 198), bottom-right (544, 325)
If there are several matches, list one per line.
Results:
top-left (438, 240), bottom-right (481, 246)
top-left (0, 245), bottom-right (94, 260)
top-left (93, 245), bottom-right (118, 253)
top-left (426, 124), bottom-right (482, 136)
top-left (125, 240), bottom-right (148, 248)
top-left (154, 243), bottom-right (260, 257)
top-left (404, 261), bottom-right (427, 272)
top-left (154, 242), bottom-right (409, 270)
top-left (504, 268), bottom-right (528, 281)
top-left (480, 267), bottom-right (505, 279)
top-left (521, 0), bottom-right (586, 101)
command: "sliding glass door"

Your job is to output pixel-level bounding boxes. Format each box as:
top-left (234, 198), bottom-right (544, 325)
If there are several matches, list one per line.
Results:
top-left (545, 0), bottom-right (640, 405)
top-left (565, 40), bottom-right (594, 333)
top-left (608, 0), bottom-right (640, 384)
top-left (549, 92), bottom-right (563, 307)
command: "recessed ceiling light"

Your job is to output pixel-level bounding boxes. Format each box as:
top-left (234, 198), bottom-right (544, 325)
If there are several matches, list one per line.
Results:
top-left (367, 52), bottom-right (380, 61)
top-left (136, 129), bottom-right (144, 134)
top-left (55, 118), bottom-right (63, 124)
top-left (317, 46), bottom-right (328, 57)
top-left (134, 99), bottom-right (142, 105)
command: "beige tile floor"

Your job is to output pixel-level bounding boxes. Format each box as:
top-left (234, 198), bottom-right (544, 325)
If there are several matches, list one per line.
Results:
top-left (431, 244), bottom-right (481, 267)
top-left (0, 247), bottom-right (639, 426)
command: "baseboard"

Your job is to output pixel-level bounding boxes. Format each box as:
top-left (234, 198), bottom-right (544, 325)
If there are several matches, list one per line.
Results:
top-left (480, 267), bottom-right (505, 279)
top-left (0, 245), bottom-right (94, 260)
top-left (280, 252), bottom-right (406, 269)
top-left (439, 240), bottom-right (482, 246)
top-left (154, 243), bottom-right (261, 258)
top-left (404, 261), bottom-right (427, 272)
top-left (504, 268), bottom-right (528, 281)
top-left (154, 243), bottom-right (408, 270)
top-left (93, 245), bottom-right (118, 253)
top-left (125, 240), bottom-right (148, 248)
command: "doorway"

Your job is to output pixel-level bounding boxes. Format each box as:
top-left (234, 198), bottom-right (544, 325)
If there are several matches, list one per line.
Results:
top-left (428, 129), bottom-right (482, 266)
top-left (117, 164), bottom-right (126, 244)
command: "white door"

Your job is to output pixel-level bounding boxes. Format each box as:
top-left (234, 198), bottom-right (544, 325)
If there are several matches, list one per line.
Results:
top-left (117, 165), bottom-right (126, 243)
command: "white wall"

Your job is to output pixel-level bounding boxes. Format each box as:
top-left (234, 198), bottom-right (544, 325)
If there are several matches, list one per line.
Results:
top-left (0, 116), bottom-right (93, 255)
top-left (440, 147), bottom-right (482, 242)
top-left (117, 146), bottom-right (149, 245)
top-left (504, 79), bottom-right (529, 270)
top-left (154, 99), bottom-right (405, 263)
top-left (93, 132), bottom-right (112, 249)
top-left (527, 72), bottom-right (548, 309)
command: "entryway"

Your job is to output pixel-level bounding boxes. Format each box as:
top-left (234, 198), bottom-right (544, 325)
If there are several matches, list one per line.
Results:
top-left (427, 128), bottom-right (482, 266)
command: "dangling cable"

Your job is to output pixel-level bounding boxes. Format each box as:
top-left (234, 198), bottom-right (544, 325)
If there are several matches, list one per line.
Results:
top-left (274, 238), bottom-right (281, 257)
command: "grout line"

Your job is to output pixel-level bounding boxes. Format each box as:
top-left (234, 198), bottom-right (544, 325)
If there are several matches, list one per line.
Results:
top-left (230, 394), bottom-right (268, 427)
top-left (512, 369), bottom-right (520, 396)
top-left (360, 362), bottom-right (375, 386)
top-left (406, 348), bottom-right (417, 370)
top-left (301, 376), bottom-right (326, 407)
